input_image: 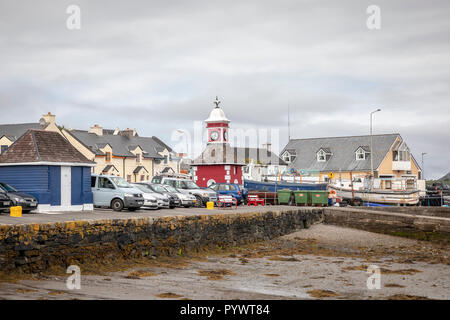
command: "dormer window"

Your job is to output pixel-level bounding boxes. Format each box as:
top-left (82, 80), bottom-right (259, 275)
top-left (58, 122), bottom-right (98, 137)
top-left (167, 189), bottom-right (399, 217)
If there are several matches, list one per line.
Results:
top-left (282, 149), bottom-right (296, 164)
top-left (317, 149), bottom-right (326, 162)
top-left (316, 148), bottom-right (331, 162)
top-left (354, 146), bottom-right (370, 161)
top-left (282, 151), bottom-right (291, 163)
top-left (355, 148), bottom-right (365, 161)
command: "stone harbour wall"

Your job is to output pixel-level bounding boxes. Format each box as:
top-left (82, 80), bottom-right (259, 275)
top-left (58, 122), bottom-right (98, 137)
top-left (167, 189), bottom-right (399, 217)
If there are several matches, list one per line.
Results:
top-left (0, 208), bottom-right (324, 273)
top-left (323, 207), bottom-right (450, 242)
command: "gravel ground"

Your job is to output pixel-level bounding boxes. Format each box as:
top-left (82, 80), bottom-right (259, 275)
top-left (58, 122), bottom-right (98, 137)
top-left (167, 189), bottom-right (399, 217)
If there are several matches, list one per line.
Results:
top-left (0, 225), bottom-right (449, 300)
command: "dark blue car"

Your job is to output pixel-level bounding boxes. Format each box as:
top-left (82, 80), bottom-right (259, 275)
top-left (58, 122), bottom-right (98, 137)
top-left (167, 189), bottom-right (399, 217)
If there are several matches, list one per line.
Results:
top-left (209, 183), bottom-right (248, 204)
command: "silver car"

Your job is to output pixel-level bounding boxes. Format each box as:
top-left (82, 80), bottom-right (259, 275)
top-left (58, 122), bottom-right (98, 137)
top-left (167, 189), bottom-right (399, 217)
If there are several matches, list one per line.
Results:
top-left (161, 185), bottom-right (196, 208)
top-left (131, 184), bottom-right (169, 209)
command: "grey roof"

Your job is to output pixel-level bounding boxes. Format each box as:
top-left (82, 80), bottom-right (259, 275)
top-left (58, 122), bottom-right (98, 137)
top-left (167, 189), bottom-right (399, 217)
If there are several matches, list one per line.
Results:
top-left (281, 134), bottom-right (401, 172)
top-left (193, 144), bottom-right (287, 166)
top-left (133, 165), bottom-right (148, 174)
top-left (0, 123), bottom-right (44, 142)
top-left (102, 164), bottom-right (119, 173)
top-left (67, 130), bottom-right (169, 159)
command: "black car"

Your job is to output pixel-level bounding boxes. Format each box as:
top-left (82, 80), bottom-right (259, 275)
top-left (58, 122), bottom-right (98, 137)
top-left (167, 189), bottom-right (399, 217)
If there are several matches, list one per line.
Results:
top-left (0, 182), bottom-right (38, 213)
top-left (0, 191), bottom-right (11, 212)
top-left (139, 183), bottom-right (181, 208)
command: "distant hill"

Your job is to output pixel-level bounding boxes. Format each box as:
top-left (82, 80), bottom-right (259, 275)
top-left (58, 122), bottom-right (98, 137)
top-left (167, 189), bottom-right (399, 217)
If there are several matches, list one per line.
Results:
top-left (438, 172), bottom-right (450, 181)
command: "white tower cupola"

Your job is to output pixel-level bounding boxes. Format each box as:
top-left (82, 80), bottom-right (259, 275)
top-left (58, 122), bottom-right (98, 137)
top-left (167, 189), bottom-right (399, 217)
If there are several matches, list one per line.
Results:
top-left (205, 96), bottom-right (230, 144)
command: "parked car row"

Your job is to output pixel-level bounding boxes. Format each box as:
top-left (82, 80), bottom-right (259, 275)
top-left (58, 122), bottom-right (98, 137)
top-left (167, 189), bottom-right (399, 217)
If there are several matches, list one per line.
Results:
top-left (91, 174), bottom-right (248, 212)
top-left (0, 182), bottom-right (38, 213)
top-left (0, 175), bottom-right (249, 214)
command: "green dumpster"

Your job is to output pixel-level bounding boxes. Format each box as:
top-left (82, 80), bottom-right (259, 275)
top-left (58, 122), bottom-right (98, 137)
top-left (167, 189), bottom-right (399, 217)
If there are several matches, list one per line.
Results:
top-left (310, 190), bottom-right (329, 206)
top-left (277, 190), bottom-right (293, 205)
top-left (293, 190), bottom-right (308, 205)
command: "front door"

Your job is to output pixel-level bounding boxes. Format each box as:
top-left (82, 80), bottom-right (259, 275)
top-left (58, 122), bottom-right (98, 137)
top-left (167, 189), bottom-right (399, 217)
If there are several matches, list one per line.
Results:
top-left (61, 166), bottom-right (71, 207)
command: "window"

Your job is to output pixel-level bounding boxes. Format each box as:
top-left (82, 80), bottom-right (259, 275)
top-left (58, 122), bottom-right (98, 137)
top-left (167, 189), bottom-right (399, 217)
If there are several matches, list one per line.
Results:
top-left (282, 151), bottom-right (291, 163)
top-left (211, 149), bottom-right (215, 157)
top-left (126, 175), bottom-right (131, 182)
top-left (356, 148), bottom-right (365, 160)
top-left (136, 154), bottom-right (141, 163)
top-left (91, 176), bottom-right (96, 187)
top-left (164, 155), bottom-right (168, 164)
top-left (0, 145), bottom-right (8, 154)
top-left (317, 150), bottom-right (326, 162)
top-left (140, 175), bottom-right (145, 181)
top-left (105, 152), bottom-right (111, 162)
top-left (99, 177), bottom-right (115, 189)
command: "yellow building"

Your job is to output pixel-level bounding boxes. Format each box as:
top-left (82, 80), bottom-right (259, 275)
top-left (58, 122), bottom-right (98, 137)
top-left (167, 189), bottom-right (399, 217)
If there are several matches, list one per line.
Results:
top-left (0, 112), bottom-right (63, 154)
top-left (61, 125), bottom-right (179, 182)
top-left (280, 134), bottom-right (421, 189)
top-left (0, 113), bottom-right (179, 182)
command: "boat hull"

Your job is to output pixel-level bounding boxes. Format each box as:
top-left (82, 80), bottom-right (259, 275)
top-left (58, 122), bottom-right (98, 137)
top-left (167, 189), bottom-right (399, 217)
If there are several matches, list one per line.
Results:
top-left (244, 179), bottom-right (327, 192)
top-left (329, 185), bottom-right (420, 205)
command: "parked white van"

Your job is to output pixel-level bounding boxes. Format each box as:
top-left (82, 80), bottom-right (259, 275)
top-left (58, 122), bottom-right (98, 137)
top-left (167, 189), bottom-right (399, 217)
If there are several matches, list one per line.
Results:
top-left (91, 174), bottom-right (144, 211)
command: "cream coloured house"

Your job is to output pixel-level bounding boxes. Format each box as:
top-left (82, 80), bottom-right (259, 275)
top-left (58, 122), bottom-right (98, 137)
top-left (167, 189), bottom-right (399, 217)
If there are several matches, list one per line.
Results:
top-left (0, 112), bottom-right (63, 154)
top-left (0, 112), bottom-right (179, 182)
top-left (61, 124), bottom-right (180, 182)
top-left (281, 133), bottom-right (422, 190)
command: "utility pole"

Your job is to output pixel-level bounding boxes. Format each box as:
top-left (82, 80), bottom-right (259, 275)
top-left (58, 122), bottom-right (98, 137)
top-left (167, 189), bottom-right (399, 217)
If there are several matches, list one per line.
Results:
top-left (370, 108), bottom-right (381, 190)
top-left (421, 152), bottom-right (427, 180)
top-left (287, 103), bottom-right (291, 142)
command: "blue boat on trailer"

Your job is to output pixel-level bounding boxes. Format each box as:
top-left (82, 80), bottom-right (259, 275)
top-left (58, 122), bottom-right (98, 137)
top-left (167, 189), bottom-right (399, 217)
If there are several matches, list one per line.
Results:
top-left (244, 179), bottom-right (328, 192)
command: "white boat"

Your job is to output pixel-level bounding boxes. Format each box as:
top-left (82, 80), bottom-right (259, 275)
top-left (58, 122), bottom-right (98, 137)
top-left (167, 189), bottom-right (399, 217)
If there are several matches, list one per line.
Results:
top-left (329, 177), bottom-right (420, 205)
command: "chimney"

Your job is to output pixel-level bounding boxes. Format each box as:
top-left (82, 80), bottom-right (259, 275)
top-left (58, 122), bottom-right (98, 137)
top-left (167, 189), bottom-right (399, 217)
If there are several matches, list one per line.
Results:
top-left (88, 124), bottom-right (103, 136)
top-left (263, 143), bottom-right (272, 153)
top-left (42, 112), bottom-right (56, 125)
top-left (113, 127), bottom-right (120, 135)
top-left (120, 128), bottom-right (135, 139)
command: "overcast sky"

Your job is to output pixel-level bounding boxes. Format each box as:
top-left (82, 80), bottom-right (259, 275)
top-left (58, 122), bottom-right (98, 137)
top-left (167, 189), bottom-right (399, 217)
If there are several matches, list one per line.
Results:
top-left (0, 0), bottom-right (449, 179)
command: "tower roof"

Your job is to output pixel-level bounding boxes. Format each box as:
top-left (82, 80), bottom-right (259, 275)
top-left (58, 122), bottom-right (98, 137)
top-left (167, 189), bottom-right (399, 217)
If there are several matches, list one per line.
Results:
top-left (205, 96), bottom-right (230, 123)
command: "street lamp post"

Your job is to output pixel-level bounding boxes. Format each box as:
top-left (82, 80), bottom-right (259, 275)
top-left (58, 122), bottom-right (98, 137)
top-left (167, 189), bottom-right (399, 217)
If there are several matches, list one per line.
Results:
top-left (370, 108), bottom-right (381, 189)
top-left (421, 152), bottom-right (427, 180)
top-left (176, 129), bottom-right (189, 158)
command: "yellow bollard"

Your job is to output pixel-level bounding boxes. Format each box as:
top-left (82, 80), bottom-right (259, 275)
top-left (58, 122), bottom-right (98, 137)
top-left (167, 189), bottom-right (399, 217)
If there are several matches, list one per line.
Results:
top-left (206, 201), bottom-right (214, 210)
top-left (10, 206), bottom-right (22, 217)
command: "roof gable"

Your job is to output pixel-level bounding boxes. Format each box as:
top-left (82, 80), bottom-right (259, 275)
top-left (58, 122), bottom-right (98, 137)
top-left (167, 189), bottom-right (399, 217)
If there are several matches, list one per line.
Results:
top-left (282, 134), bottom-right (400, 172)
top-left (0, 130), bottom-right (95, 165)
top-left (66, 130), bottom-right (171, 159)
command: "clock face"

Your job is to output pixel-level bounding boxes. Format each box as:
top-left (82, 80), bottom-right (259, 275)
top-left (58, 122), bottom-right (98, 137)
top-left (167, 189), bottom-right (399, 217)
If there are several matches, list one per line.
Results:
top-left (210, 130), bottom-right (219, 141)
top-left (223, 130), bottom-right (228, 141)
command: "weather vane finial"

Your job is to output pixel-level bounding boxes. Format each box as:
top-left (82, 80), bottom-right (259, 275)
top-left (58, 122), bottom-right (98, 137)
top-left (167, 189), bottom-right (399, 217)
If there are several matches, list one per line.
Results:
top-left (214, 96), bottom-right (221, 108)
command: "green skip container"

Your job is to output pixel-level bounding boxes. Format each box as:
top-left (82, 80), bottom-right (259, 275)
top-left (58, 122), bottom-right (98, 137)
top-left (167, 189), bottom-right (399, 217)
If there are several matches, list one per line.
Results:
top-left (293, 190), bottom-right (308, 205)
top-left (277, 190), bottom-right (293, 205)
top-left (310, 190), bottom-right (329, 206)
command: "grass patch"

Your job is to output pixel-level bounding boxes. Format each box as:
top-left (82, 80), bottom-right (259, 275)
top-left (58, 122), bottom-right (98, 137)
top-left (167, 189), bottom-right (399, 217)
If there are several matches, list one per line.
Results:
top-left (125, 270), bottom-right (157, 279)
top-left (386, 294), bottom-right (431, 300)
top-left (156, 292), bottom-right (183, 299)
top-left (197, 269), bottom-right (236, 280)
top-left (307, 289), bottom-right (339, 298)
top-left (384, 283), bottom-right (405, 288)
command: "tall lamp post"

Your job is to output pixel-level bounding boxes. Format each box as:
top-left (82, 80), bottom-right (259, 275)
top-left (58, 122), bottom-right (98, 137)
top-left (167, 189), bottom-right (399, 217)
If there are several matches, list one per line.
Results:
top-left (421, 152), bottom-right (427, 180)
top-left (176, 129), bottom-right (189, 158)
top-left (370, 108), bottom-right (381, 189)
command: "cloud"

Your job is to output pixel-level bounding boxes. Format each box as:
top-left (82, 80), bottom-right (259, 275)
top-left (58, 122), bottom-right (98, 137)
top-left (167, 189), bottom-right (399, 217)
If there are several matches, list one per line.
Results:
top-left (0, 0), bottom-right (449, 178)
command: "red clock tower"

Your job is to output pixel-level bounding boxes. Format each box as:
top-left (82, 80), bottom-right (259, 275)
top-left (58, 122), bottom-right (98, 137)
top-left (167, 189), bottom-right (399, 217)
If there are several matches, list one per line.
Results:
top-left (192, 97), bottom-right (246, 187)
top-left (205, 96), bottom-right (230, 144)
